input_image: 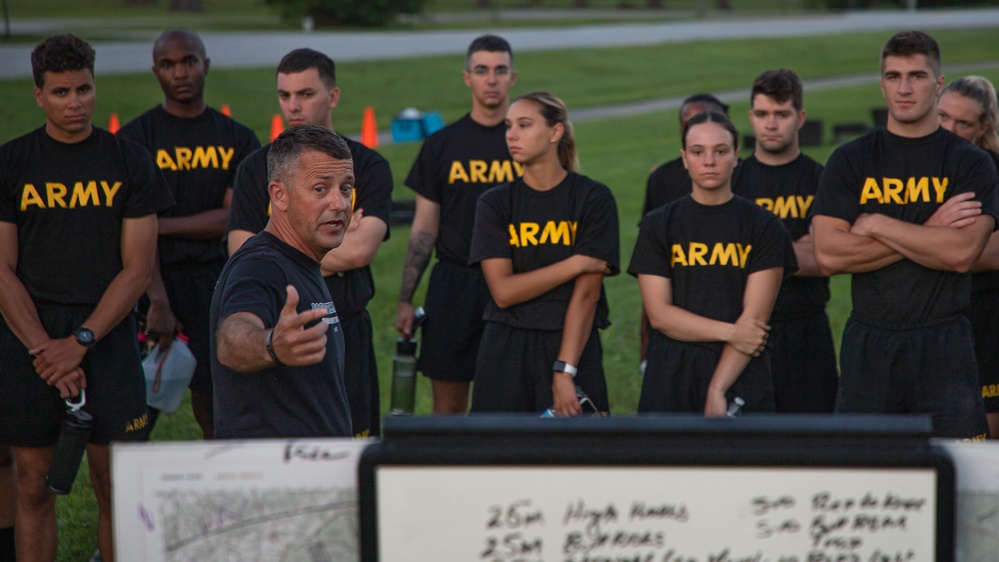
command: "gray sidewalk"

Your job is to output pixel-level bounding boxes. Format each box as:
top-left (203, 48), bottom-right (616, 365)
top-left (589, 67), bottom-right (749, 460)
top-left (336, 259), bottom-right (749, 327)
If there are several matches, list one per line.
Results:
top-left (3, 8), bottom-right (999, 79)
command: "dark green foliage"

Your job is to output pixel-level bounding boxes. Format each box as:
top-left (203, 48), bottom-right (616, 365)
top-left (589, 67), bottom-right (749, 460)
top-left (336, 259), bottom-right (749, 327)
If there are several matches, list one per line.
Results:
top-left (263, 0), bottom-right (426, 27)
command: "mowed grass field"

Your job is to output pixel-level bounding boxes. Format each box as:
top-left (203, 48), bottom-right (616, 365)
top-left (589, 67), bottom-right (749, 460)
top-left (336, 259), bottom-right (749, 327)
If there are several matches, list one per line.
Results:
top-left (1, 27), bottom-right (998, 560)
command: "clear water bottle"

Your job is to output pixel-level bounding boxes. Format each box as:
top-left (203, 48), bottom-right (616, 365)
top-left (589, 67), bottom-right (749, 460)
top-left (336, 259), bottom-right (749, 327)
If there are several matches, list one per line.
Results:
top-left (390, 307), bottom-right (425, 415)
top-left (46, 390), bottom-right (93, 495)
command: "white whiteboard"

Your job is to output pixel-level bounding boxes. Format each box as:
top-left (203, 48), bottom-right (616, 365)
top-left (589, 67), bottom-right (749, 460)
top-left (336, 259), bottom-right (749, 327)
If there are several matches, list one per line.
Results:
top-left (375, 465), bottom-right (939, 562)
top-left (112, 439), bottom-right (370, 562)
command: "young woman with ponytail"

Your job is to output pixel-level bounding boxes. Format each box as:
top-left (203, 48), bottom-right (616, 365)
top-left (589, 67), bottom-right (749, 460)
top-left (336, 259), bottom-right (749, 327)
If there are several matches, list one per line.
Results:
top-left (468, 91), bottom-right (619, 416)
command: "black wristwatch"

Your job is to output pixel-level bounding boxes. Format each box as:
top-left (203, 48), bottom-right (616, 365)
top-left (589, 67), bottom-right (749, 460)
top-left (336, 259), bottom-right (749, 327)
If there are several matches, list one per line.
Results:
top-left (74, 327), bottom-right (96, 348)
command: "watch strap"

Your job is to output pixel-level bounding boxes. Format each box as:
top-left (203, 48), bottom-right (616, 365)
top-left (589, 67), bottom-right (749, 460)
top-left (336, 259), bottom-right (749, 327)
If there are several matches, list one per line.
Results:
top-left (552, 360), bottom-right (577, 377)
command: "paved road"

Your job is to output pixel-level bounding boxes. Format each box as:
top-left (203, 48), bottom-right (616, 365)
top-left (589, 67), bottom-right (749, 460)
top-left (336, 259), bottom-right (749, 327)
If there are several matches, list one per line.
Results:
top-left (3, 8), bottom-right (999, 79)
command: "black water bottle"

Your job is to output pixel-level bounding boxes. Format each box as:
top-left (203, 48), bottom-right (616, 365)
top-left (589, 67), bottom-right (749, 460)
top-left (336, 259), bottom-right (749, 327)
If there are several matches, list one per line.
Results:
top-left (47, 391), bottom-right (93, 495)
top-left (390, 307), bottom-right (425, 415)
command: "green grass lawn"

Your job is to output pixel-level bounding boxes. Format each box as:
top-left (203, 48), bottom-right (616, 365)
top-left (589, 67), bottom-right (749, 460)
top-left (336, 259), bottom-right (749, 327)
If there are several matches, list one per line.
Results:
top-left (3, 27), bottom-right (998, 561)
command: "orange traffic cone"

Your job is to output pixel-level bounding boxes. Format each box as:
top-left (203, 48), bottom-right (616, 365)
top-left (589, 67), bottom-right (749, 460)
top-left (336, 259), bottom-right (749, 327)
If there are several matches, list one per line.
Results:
top-left (270, 114), bottom-right (284, 142)
top-left (108, 113), bottom-right (120, 134)
top-left (361, 106), bottom-right (378, 148)
top-left (221, 104), bottom-right (231, 116)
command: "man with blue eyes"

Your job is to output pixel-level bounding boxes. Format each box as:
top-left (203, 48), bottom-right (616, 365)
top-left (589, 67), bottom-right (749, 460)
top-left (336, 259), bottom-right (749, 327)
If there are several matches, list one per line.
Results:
top-left (396, 34), bottom-right (521, 414)
top-left (211, 125), bottom-right (353, 439)
top-left (118, 28), bottom-right (260, 440)
top-left (812, 30), bottom-right (999, 439)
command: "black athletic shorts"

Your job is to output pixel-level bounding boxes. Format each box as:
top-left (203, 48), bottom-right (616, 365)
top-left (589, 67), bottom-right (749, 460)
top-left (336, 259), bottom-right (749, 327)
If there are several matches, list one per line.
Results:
top-left (638, 331), bottom-right (775, 414)
top-left (341, 310), bottom-right (379, 438)
top-left (470, 322), bottom-right (609, 414)
top-left (968, 291), bottom-right (999, 413)
top-left (157, 259), bottom-right (225, 397)
top-left (0, 305), bottom-right (148, 447)
top-left (836, 315), bottom-right (988, 440)
top-left (769, 313), bottom-right (838, 413)
top-left (417, 260), bottom-right (491, 382)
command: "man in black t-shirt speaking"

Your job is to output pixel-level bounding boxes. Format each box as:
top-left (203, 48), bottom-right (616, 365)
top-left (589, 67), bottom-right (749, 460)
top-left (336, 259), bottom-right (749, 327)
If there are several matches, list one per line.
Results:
top-left (227, 49), bottom-right (392, 437)
top-left (812, 31), bottom-right (999, 439)
top-left (119, 29), bottom-right (260, 439)
top-left (732, 69), bottom-right (838, 413)
top-left (211, 125), bottom-right (353, 439)
top-left (0, 34), bottom-right (173, 561)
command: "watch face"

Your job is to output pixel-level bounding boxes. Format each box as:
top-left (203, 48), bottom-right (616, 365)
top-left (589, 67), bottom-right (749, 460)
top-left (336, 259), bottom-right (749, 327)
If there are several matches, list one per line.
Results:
top-left (76, 328), bottom-right (95, 345)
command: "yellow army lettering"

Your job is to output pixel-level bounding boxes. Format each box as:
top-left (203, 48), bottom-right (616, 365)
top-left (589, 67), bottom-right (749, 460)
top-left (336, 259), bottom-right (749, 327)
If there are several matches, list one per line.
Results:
top-left (671, 242), bottom-right (751, 268)
top-left (448, 160), bottom-right (524, 184)
top-left (983, 384), bottom-right (999, 399)
top-left (20, 181), bottom-right (122, 211)
top-left (755, 195), bottom-right (814, 219)
top-left (124, 413), bottom-right (149, 433)
top-left (508, 221), bottom-right (578, 247)
top-left (156, 146), bottom-right (236, 171)
top-left (859, 177), bottom-right (948, 205)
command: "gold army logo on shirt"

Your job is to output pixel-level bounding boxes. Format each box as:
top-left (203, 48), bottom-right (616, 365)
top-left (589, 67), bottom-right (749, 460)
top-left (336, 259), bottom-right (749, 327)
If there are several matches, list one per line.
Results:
top-left (859, 176), bottom-right (948, 205)
top-left (156, 145), bottom-right (236, 171)
top-left (448, 159), bottom-right (524, 184)
top-left (20, 181), bottom-right (122, 211)
top-left (671, 242), bottom-right (752, 268)
top-left (508, 221), bottom-right (577, 248)
top-left (755, 195), bottom-right (814, 219)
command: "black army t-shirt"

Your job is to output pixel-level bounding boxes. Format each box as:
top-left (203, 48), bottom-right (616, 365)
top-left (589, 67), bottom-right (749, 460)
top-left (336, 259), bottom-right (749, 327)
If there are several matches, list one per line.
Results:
top-left (732, 153), bottom-right (829, 318)
top-left (641, 157), bottom-right (691, 218)
top-left (210, 232), bottom-right (351, 439)
top-left (405, 113), bottom-right (522, 265)
top-left (469, 172), bottom-right (620, 331)
top-left (973, 150), bottom-right (999, 296)
top-left (118, 106), bottom-right (260, 266)
top-left (227, 137), bottom-right (393, 316)
top-left (629, 195), bottom-right (797, 351)
top-left (0, 127), bottom-right (174, 306)
top-left (812, 127), bottom-right (999, 326)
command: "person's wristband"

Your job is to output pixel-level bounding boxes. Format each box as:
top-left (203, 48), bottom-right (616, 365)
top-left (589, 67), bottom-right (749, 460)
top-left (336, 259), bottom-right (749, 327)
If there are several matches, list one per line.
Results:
top-left (266, 329), bottom-right (285, 367)
top-left (552, 360), bottom-right (577, 378)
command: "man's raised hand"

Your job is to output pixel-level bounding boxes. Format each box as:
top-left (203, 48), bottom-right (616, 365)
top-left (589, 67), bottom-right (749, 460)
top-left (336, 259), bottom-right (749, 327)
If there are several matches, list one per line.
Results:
top-left (269, 285), bottom-right (329, 366)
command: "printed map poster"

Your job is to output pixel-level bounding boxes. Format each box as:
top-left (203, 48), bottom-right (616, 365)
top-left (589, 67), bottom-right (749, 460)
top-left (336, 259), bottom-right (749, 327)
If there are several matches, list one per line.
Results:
top-left (112, 439), bottom-right (369, 562)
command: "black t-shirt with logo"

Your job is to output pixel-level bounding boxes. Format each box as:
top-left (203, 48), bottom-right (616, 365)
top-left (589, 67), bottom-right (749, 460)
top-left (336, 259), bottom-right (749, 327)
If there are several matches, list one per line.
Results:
top-left (226, 137), bottom-right (393, 316)
top-left (628, 195), bottom-right (797, 352)
top-left (118, 106), bottom-right (260, 266)
top-left (812, 127), bottom-right (999, 326)
top-left (405, 113), bottom-right (522, 265)
top-left (210, 231), bottom-right (351, 439)
top-left (732, 153), bottom-right (829, 319)
top-left (0, 127), bottom-right (174, 306)
top-left (469, 172), bottom-right (620, 331)
top-left (642, 157), bottom-right (691, 219)
top-left (972, 150), bottom-right (999, 296)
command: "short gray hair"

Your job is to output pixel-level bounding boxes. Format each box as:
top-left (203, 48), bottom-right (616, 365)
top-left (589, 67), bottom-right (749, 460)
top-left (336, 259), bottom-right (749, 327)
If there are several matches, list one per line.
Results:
top-left (267, 125), bottom-right (351, 184)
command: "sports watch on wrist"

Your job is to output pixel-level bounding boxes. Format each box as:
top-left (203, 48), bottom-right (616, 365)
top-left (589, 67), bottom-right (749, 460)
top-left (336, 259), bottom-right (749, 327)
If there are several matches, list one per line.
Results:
top-left (552, 360), bottom-right (578, 377)
top-left (74, 327), bottom-right (96, 348)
